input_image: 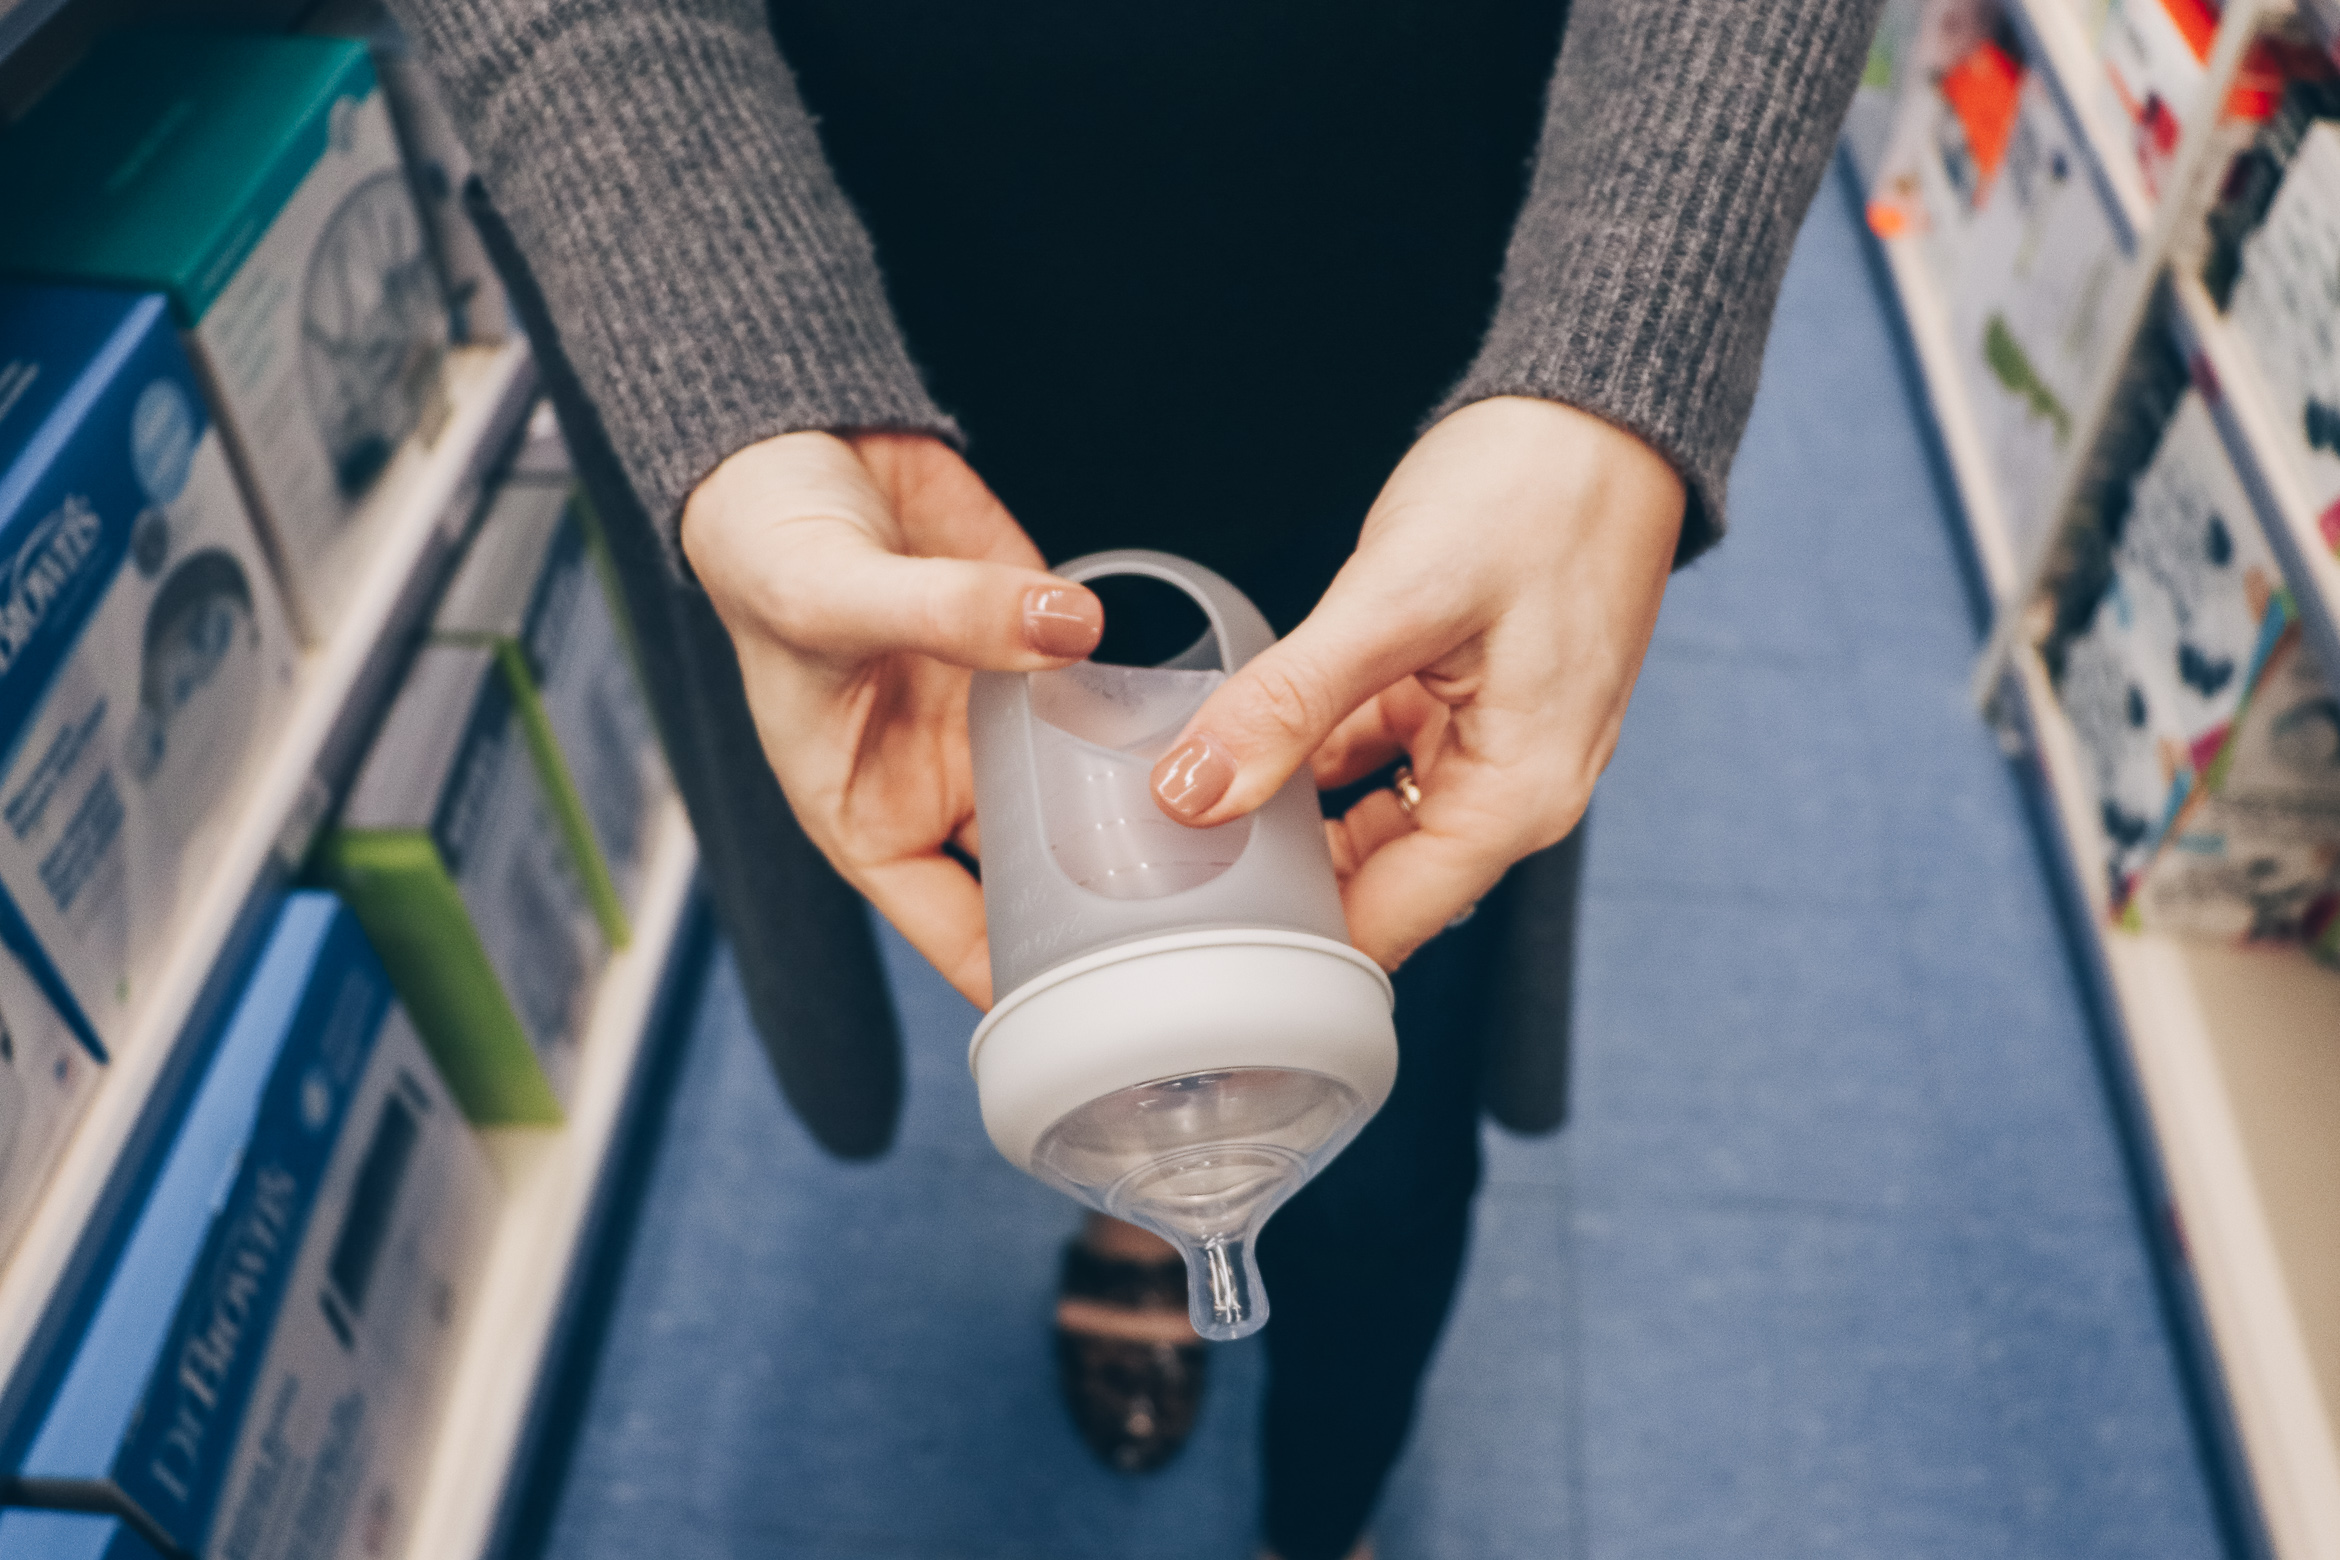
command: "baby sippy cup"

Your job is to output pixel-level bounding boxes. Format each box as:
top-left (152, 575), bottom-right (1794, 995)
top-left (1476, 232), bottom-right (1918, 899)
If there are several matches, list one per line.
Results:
top-left (966, 550), bottom-right (1398, 1341)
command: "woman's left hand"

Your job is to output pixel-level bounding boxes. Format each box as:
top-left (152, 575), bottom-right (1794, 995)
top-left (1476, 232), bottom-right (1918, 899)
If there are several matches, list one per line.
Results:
top-left (1147, 395), bottom-right (1685, 970)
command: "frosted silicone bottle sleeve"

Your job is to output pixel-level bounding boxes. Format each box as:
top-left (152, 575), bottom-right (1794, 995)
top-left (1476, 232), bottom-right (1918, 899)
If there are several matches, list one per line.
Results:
top-left (964, 550), bottom-right (1399, 1340)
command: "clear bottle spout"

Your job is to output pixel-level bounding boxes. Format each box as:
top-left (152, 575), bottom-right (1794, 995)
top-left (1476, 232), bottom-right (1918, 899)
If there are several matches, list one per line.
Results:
top-left (1190, 1233), bottom-right (1264, 1341)
top-left (1028, 1067), bottom-right (1374, 1344)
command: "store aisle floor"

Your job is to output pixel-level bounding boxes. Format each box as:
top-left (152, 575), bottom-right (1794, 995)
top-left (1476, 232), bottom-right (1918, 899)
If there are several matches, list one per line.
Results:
top-left (525, 170), bottom-right (2230, 1559)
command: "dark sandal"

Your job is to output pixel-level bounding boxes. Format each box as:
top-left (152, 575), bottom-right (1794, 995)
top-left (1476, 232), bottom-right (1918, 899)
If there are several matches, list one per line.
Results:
top-left (1054, 1240), bottom-right (1207, 1473)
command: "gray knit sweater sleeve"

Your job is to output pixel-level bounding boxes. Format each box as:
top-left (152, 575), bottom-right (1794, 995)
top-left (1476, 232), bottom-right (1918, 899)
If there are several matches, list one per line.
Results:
top-left (390, 0), bottom-right (1876, 565)
top-left (382, 0), bottom-right (958, 543)
top-left (1437, 0), bottom-right (1885, 563)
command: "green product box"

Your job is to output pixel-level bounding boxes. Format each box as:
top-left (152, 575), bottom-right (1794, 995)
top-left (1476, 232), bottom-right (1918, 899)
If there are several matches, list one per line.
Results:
top-left (320, 643), bottom-right (606, 1123)
top-left (431, 477), bottom-right (669, 948)
top-left (0, 30), bottom-right (452, 644)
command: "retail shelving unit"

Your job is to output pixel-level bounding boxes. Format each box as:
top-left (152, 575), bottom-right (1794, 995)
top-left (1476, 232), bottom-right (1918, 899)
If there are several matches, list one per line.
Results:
top-left (0, 1), bottom-right (720, 1547)
top-left (1857, 3), bottom-right (2340, 1557)
top-left (402, 799), bottom-right (700, 1560)
top-left (1873, 226), bottom-right (2028, 603)
top-left (0, 337), bottom-right (536, 1441)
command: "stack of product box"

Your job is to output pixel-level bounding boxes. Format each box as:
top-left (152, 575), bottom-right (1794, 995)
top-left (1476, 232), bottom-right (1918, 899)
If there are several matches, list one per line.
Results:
top-left (1952, 70), bottom-right (2133, 562)
top-left (0, 892), bottom-right (497, 1560)
top-left (0, 281), bottom-right (304, 1258)
top-left (322, 447), bottom-right (668, 1126)
top-left (2057, 389), bottom-right (2340, 959)
top-left (0, 30), bottom-right (456, 644)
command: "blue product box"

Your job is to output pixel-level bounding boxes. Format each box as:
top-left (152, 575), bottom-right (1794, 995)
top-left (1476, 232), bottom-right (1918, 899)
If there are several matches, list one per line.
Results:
top-left (0, 1509), bottom-right (165, 1560)
top-left (7, 892), bottom-right (496, 1560)
top-left (0, 284), bottom-right (297, 1061)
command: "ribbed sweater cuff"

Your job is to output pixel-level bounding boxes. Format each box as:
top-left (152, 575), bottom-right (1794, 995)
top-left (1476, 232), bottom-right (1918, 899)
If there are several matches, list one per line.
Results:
top-left (1437, 0), bottom-right (1882, 565)
top-left (387, 0), bottom-right (957, 559)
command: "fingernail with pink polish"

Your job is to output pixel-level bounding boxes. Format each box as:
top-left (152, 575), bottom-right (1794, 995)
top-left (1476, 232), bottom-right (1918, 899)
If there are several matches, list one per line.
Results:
top-left (1023, 585), bottom-right (1102, 659)
top-left (1152, 733), bottom-right (1235, 822)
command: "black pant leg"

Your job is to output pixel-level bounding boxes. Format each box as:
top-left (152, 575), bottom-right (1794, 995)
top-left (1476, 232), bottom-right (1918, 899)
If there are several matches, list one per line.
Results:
top-left (1254, 896), bottom-right (1505, 1560)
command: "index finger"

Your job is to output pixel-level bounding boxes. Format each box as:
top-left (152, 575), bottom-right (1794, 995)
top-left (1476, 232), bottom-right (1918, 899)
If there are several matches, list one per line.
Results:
top-left (856, 853), bottom-right (995, 1008)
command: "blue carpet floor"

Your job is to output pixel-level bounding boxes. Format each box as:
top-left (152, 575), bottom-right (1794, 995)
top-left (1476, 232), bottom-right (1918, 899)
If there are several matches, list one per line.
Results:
top-left (526, 170), bottom-right (2227, 1558)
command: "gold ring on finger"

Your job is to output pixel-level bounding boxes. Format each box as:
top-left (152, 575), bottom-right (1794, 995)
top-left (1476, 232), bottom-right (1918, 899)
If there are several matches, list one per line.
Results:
top-left (1391, 764), bottom-right (1423, 818)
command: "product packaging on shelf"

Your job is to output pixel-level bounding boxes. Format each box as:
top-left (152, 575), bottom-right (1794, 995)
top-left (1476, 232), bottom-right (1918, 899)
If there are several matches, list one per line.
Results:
top-left (0, 284), bottom-right (297, 1060)
top-left (2059, 565), bottom-right (2194, 895)
top-left (2129, 628), bottom-right (2340, 960)
top-left (0, 31), bottom-right (453, 644)
top-left (509, 399), bottom-right (575, 484)
top-left (1952, 72), bottom-right (2132, 560)
top-left (1845, 0), bottom-right (1934, 188)
top-left (2203, 78), bottom-right (2340, 306)
top-left (1, 893), bottom-right (496, 1560)
top-left (2109, 390), bottom-right (2286, 756)
top-left (430, 476), bottom-right (667, 948)
top-left (1867, 5), bottom-right (2024, 292)
top-left (320, 644), bottom-right (607, 1123)
top-left (0, 935), bottom-right (101, 1267)
top-left (2096, 0), bottom-right (2217, 201)
top-left (305, 0), bottom-right (513, 345)
top-left (0, 1510), bottom-right (163, 1559)
top-left (2229, 121), bottom-right (2340, 541)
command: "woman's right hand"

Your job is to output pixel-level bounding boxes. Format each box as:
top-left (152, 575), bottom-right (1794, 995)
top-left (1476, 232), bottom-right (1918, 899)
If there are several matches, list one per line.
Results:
top-left (680, 430), bottom-right (1100, 1009)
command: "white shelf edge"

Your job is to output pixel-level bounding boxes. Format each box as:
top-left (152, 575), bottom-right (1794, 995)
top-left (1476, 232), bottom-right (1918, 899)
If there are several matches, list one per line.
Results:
top-left (398, 799), bottom-right (700, 1560)
top-left (2167, 270), bottom-right (2340, 702)
top-left (1876, 227), bottom-right (2026, 604)
top-left (0, 337), bottom-right (536, 1403)
top-left (2010, 648), bottom-right (2340, 1560)
top-left (2009, 0), bottom-right (2155, 242)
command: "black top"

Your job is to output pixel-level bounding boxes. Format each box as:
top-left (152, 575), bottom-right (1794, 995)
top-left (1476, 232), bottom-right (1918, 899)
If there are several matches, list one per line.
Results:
top-left (767, 0), bottom-right (1568, 633)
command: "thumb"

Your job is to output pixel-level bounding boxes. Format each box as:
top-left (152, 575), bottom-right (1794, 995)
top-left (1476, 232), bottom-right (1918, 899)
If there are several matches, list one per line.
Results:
top-left (770, 517), bottom-right (1104, 670)
top-left (1150, 584), bottom-right (1453, 826)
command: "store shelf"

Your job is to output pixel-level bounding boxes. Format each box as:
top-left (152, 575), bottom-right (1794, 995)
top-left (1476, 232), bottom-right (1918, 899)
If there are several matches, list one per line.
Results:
top-left (2167, 270), bottom-right (2340, 710)
top-left (400, 798), bottom-right (699, 1560)
top-left (0, 337), bottom-right (535, 1433)
top-left (1875, 226), bottom-right (2027, 605)
top-left (2008, 646), bottom-right (2340, 1560)
top-left (2007, 0), bottom-right (2153, 243)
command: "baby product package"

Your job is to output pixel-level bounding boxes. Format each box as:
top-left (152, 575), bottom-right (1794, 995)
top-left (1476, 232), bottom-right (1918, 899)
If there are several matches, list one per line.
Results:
top-left (0, 31), bottom-right (452, 643)
top-left (0, 933), bottom-right (102, 1267)
top-left (320, 644), bottom-right (606, 1123)
top-left (1953, 72), bottom-right (2132, 560)
top-left (0, 284), bottom-right (297, 1060)
top-left (0, 1511), bottom-right (164, 1560)
top-left (7, 892), bottom-right (497, 1560)
top-left (2059, 565), bottom-right (2194, 897)
top-left (431, 477), bottom-right (668, 947)
top-left (2129, 629), bottom-right (2340, 956)
top-left (1867, 9), bottom-right (2024, 291)
top-left (2096, 0), bottom-right (2214, 201)
top-left (304, 0), bottom-right (513, 344)
top-left (2230, 121), bottom-right (2340, 537)
top-left (2110, 390), bottom-right (2286, 761)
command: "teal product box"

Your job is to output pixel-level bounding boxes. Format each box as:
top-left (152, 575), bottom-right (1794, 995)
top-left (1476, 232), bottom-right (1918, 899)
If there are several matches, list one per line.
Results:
top-left (0, 284), bottom-right (297, 1059)
top-left (320, 644), bottom-right (607, 1123)
top-left (432, 476), bottom-right (669, 948)
top-left (4, 893), bottom-right (496, 1560)
top-left (0, 932), bottom-right (102, 1266)
top-left (0, 31), bottom-right (453, 644)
